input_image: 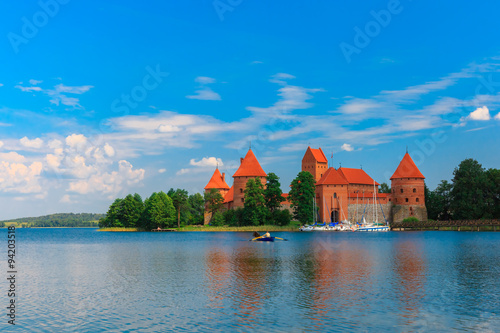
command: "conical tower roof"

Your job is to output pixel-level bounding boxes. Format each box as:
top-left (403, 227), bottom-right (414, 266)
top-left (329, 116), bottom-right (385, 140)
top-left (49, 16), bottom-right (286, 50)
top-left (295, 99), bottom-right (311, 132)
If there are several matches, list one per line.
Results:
top-left (233, 149), bottom-right (267, 177)
top-left (204, 168), bottom-right (230, 190)
top-left (390, 153), bottom-right (425, 180)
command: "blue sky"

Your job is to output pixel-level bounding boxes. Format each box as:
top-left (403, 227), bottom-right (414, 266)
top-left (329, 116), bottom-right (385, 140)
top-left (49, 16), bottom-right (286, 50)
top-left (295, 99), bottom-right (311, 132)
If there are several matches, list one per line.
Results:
top-left (0, 0), bottom-right (499, 219)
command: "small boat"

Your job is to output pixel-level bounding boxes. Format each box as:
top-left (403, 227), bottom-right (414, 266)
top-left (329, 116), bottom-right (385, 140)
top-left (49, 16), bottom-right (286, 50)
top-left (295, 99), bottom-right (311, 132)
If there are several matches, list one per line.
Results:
top-left (357, 225), bottom-right (390, 232)
top-left (299, 225), bottom-right (314, 231)
top-left (253, 236), bottom-right (275, 242)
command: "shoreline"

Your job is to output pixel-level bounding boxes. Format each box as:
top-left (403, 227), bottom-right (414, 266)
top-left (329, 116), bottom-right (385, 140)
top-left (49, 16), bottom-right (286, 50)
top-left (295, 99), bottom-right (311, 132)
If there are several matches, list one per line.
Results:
top-left (99, 225), bottom-right (299, 232)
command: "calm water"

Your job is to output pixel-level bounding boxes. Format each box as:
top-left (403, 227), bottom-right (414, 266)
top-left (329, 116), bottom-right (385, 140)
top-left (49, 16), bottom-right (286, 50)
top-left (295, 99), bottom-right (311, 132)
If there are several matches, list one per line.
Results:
top-left (0, 229), bottom-right (499, 332)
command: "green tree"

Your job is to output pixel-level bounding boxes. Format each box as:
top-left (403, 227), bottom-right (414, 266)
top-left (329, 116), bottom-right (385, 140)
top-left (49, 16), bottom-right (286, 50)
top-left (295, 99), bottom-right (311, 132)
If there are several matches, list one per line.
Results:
top-left (289, 171), bottom-right (316, 223)
top-left (426, 181), bottom-right (453, 220)
top-left (264, 172), bottom-right (285, 213)
top-left (211, 211), bottom-right (225, 226)
top-left (141, 192), bottom-right (176, 230)
top-left (119, 194), bottom-right (144, 227)
top-left (204, 189), bottom-right (224, 223)
top-left (244, 178), bottom-right (267, 226)
top-left (450, 158), bottom-right (490, 220)
top-left (486, 168), bottom-right (500, 218)
top-left (379, 182), bottom-right (391, 193)
top-left (274, 209), bottom-right (292, 226)
top-left (99, 198), bottom-right (124, 228)
top-left (188, 193), bottom-right (205, 225)
top-left (170, 189), bottom-right (189, 228)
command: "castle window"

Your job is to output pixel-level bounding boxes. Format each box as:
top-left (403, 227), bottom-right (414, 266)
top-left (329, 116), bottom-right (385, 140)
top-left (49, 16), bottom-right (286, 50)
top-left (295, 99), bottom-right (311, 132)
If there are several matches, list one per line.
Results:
top-left (334, 193), bottom-right (337, 198)
top-left (392, 189), bottom-right (395, 193)
top-left (405, 198), bottom-right (409, 203)
top-left (389, 199), bottom-right (391, 202)
top-left (241, 198), bottom-right (244, 202)
top-left (413, 188), bottom-right (416, 193)
top-left (416, 198), bottom-right (419, 203)
top-left (395, 198), bottom-right (397, 203)
top-left (240, 188), bottom-right (243, 193)
top-left (400, 189), bottom-right (404, 193)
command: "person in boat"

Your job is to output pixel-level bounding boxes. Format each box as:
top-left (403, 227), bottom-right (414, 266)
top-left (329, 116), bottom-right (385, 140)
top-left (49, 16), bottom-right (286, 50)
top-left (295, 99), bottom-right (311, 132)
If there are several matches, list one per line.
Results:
top-left (263, 231), bottom-right (270, 238)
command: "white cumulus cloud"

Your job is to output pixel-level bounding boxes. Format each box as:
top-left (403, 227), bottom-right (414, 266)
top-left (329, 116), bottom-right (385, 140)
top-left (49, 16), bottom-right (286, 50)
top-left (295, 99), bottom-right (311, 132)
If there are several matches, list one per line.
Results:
top-left (20, 137), bottom-right (44, 149)
top-left (494, 112), bottom-right (500, 120)
top-left (189, 157), bottom-right (223, 167)
top-left (0, 161), bottom-right (43, 194)
top-left (467, 106), bottom-right (491, 121)
top-left (65, 134), bottom-right (88, 150)
top-left (103, 143), bottom-right (115, 157)
top-left (341, 143), bottom-right (354, 152)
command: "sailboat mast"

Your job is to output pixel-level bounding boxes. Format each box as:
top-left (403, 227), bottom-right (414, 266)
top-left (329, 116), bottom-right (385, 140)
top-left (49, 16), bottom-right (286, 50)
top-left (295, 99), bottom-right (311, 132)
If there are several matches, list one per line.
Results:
top-left (356, 192), bottom-right (358, 224)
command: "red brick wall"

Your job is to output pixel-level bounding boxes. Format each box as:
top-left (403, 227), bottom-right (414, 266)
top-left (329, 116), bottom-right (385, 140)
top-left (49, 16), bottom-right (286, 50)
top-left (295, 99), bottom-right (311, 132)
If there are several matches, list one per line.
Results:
top-left (302, 151), bottom-right (328, 182)
top-left (390, 178), bottom-right (425, 206)
top-left (316, 184), bottom-right (349, 222)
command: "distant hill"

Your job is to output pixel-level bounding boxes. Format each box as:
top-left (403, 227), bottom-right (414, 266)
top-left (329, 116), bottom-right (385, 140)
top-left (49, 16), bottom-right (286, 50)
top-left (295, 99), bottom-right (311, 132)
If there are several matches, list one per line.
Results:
top-left (0, 213), bottom-right (105, 228)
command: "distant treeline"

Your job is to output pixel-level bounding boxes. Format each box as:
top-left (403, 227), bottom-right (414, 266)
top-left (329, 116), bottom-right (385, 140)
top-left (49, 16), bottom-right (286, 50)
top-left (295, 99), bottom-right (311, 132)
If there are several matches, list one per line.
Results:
top-left (0, 213), bottom-right (104, 228)
top-left (425, 158), bottom-right (500, 220)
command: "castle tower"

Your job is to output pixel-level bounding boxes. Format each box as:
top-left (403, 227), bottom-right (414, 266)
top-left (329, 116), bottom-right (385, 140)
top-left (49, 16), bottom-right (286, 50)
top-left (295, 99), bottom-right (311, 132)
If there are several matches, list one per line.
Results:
top-left (204, 167), bottom-right (230, 197)
top-left (232, 149), bottom-right (267, 208)
top-left (316, 167), bottom-right (349, 223)
top-left (302, 147), bottom-right (328, 182)
top-left (204, 167), bottom-right (230, 224)
top-left (390, 152), bottom-right (427, 222)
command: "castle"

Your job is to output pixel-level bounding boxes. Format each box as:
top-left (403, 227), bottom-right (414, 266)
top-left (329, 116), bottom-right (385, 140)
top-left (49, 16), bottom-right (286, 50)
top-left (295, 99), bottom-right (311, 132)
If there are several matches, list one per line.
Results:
top-left (204, 147), bottom-right (427, 224)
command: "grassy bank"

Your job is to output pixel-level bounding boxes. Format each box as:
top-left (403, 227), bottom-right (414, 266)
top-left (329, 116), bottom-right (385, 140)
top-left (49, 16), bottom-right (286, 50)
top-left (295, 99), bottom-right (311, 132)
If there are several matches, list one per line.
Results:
top-left (178, 224), bottom-right (299, 232)
top-left (98, 227), bottom-right (141, 232)
top-left (99, 222), bottom-right (301, 232)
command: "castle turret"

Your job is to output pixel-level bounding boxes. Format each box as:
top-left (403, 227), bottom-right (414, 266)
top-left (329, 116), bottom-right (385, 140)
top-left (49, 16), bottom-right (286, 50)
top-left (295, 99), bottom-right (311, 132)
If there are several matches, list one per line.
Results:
top-left (232, 149), bottom-right (267, 208)
top-left (390, 152), bottom-right (427, 222)
top-left (204, 167), bottom-right (230, 224)
top-left (302, 147), bottom-right (328, 182)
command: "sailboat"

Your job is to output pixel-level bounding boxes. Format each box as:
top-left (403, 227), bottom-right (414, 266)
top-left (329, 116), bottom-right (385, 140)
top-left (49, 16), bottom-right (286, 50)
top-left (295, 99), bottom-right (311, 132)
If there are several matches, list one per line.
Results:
top-left (356, 181), bottom-right (390, 232)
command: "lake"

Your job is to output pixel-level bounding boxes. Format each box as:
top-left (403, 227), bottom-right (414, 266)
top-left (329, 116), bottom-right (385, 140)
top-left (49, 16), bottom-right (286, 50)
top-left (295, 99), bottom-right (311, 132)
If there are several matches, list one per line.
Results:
top-left (1, 229), bottom-right (499, 332)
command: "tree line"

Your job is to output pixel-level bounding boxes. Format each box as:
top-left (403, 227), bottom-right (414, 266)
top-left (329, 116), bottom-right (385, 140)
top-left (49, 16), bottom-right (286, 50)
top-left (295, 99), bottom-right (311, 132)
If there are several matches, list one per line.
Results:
top-left (0, 213), bottom-right (104, 228)
top-left (98, 189), bottom-right (205, 229)
top-left (99, 171), bottom-right (319, 229)
top-left (425, 158), bottom-right (499, 221)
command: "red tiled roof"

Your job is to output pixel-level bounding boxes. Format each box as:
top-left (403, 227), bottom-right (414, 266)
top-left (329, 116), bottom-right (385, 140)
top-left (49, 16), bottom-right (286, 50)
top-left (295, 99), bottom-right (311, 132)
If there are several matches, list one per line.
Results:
top-left (223, 185), bottom-right (234, 203)
top-left (233, 149), bottom-right (267, 177)
top-left (390, 153), bottom-right (425, 180)
top-left (281, 193), bottom-right (290, 205)
top-left (204, 168), bottom-right (230, 190)
top-left (338, 167), bottom-right (379, 186)
top-left (310, 147), bottom-right (328, 163)
top-left (316, 167), bottom-right (349, 185)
